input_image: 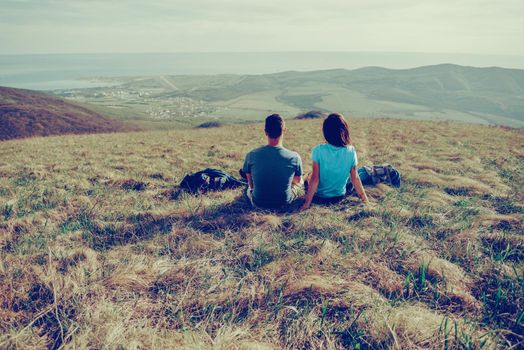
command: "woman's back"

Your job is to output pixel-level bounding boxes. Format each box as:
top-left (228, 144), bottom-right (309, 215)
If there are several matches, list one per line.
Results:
top-left (312, 143), bottom-right (357, 198)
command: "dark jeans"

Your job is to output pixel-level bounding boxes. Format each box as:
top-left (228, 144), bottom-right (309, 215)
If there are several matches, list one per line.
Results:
top-left (304, 179), bottom-right (354, 205)
top-left (312, 195), bottom-right (345, 205)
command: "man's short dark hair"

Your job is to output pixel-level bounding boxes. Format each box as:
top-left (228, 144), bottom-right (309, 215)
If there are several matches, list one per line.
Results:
top-left (323, 113), bottom-right (351, 147)
top-left (265, 114), bottom-right (285, 139)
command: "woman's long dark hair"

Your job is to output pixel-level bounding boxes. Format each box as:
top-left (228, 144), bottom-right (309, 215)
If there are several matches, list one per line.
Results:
top-left (322, 113), bottom-right (351, 147)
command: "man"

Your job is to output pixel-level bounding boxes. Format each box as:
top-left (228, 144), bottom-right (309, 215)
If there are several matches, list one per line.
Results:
top-left (242, 114), bottom-right (303, 209)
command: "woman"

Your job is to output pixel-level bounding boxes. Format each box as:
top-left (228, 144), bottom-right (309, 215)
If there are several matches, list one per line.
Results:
top-left (301, 113), bottom-right (368, 210)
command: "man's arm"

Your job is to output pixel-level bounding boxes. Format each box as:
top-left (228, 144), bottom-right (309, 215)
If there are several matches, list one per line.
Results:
top-left (292, 175), bottom-right (303, 186)
top-left (292, 153), bottom-right (304, 185)
top-left (242, 152), bottom-right (253, 188)
top-left (246, 173), bottom-right (254, 189)
top-left (301, 162), bottom-right (319, 210)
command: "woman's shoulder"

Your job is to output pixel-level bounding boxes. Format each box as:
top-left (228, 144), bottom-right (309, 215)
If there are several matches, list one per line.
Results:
top-left (314, 144), bottom-right (356, 152)
top-left (339, 145), bottom-right (357, 159)
top-left (312, 143), bottom-right (326, 152)
top-left (345, 145), bottom-right (356, 152)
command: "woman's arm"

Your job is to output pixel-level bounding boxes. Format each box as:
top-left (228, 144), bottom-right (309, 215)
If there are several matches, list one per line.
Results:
top-left (350, 166), bottom-right (369, 203)
top-left (301, 162), bottom-right (320, 210)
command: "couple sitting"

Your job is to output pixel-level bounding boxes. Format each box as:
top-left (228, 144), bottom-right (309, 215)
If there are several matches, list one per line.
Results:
top-left (242, 113), bottom-right (368, 211)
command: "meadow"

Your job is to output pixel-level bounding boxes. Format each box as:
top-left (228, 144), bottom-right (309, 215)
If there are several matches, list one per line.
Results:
top-left (0, 118), bottom-right (522, 349)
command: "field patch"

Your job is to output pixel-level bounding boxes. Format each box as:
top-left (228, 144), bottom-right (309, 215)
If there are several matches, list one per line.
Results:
top-left (0, 118), bottom-right (522, 349)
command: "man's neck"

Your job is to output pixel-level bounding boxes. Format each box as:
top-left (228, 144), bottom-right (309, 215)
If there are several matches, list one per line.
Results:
top-left (267, 138), bottom-right (283, 147)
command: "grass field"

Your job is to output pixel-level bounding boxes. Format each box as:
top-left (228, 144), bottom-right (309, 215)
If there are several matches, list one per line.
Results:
top-left (0, 118), bottom-right (523, 349)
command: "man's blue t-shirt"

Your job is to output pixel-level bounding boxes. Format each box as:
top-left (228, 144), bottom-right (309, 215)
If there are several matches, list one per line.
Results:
top-left (311, 144), bottom-right (358, 198)
top-left (242, 145), bottom-right (302, 208)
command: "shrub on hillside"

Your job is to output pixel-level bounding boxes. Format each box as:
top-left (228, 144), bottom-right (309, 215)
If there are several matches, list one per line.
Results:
top-left (295, 110), bottom-right (327, 120)
top-left (196, 121), bottom-right (223, 128)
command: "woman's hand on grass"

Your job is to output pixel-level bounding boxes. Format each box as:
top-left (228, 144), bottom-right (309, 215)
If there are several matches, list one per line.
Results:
top-left (361, 199), bottom-right (374, 208)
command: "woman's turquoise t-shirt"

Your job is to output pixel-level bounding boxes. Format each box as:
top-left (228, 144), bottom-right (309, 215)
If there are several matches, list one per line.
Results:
top-left (311, 143), bottom-right (358, 198)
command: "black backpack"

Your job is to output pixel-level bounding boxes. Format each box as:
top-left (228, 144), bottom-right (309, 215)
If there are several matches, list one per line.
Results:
top-left (179, 168), bottom-right (246, 194)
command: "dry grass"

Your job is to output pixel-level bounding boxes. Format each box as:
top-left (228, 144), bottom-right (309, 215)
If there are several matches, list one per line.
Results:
top-left (0, 86), bottom-right (139, 141)
top-left (0, 118), bottom-right (523, 349)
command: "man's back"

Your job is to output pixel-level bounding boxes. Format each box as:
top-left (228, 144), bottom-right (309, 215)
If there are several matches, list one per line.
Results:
top-left (243, 145), bottom-right (302, 208)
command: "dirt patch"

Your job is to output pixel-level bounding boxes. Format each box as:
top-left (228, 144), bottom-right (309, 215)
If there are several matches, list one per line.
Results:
top-left (444, 187), bottom-right (472, 196)
top-left (472, 267), bottom-right (524, 344)
top-left (490, 196), bottom-right (523, 214)
top-left (57, 252), bottom-right (87, 273)
top-left (159, 187), bottom-right (181, 200)
top-left (483, 216), bottom-right (524, 233)
top-left (481, 233), bottom-right (524, 261)
top-left (235, 247), bottom-right (275, 272)
top-left (115, 179), bottom-right (148, 191)
top-left (347, 210), bottom-right (375, 222)
top-left (149, 173), bottom-right (166, 180)
top-left (36, 303), bottom-right (77, 350)
top-left (16, 283), bottom-right (54, 313)
top-left (408, 215), bottom-right (434, 229)
top-left (150, 266), bottom-right (194, 296)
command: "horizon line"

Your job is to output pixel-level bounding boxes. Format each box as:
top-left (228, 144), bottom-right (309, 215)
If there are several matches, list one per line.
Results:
top-left (1, 50), bottom-right (524, 57)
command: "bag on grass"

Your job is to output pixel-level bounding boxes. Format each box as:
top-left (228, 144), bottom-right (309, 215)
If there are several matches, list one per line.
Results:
top-left (346, 164), bottom-right (401, 194)
top-left (179, 168), bottom-right (246, 194)
top-left (360, 164), bottom-right (401, 187)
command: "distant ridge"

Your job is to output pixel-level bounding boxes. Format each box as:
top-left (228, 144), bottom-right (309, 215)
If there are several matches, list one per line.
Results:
top-left (0, 86), bottom-right (139, 141)
top-left (165, 63), bottom-right (523, 127)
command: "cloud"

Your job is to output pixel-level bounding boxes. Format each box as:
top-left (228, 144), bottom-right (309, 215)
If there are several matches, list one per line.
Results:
top-left (0, 0), bottom-right (523, 54)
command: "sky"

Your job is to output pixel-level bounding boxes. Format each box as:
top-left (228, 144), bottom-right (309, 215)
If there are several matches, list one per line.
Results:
top-left (0, 0), bottom-right (523, 55)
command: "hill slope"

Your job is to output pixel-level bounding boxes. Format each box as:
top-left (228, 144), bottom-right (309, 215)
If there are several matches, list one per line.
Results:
top-left (0, 119), bottom-right (522, 349)
top-left (57, 64), bottom-right (524, 128)
top-left (0, 86), bottom-right (139, 140)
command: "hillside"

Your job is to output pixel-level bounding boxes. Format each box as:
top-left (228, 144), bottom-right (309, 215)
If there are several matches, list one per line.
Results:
top-left (54, 64), bottom-right (524, 128)
top-left (0, 119), bottom-right (522, 349)
top-left (0, 86), bottom-right (139, 141)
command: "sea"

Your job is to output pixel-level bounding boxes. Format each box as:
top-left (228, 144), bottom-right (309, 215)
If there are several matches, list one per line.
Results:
top-left (1, 52), bottom-right (523, 90)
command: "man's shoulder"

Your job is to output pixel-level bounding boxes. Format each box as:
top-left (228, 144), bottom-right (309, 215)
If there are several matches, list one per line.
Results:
top-left (247, 146), bottom-right (301, 161)
top-left (246, 146), bottom-right (267, 156)
top-left (281, 147), bottom-right (301, 160)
